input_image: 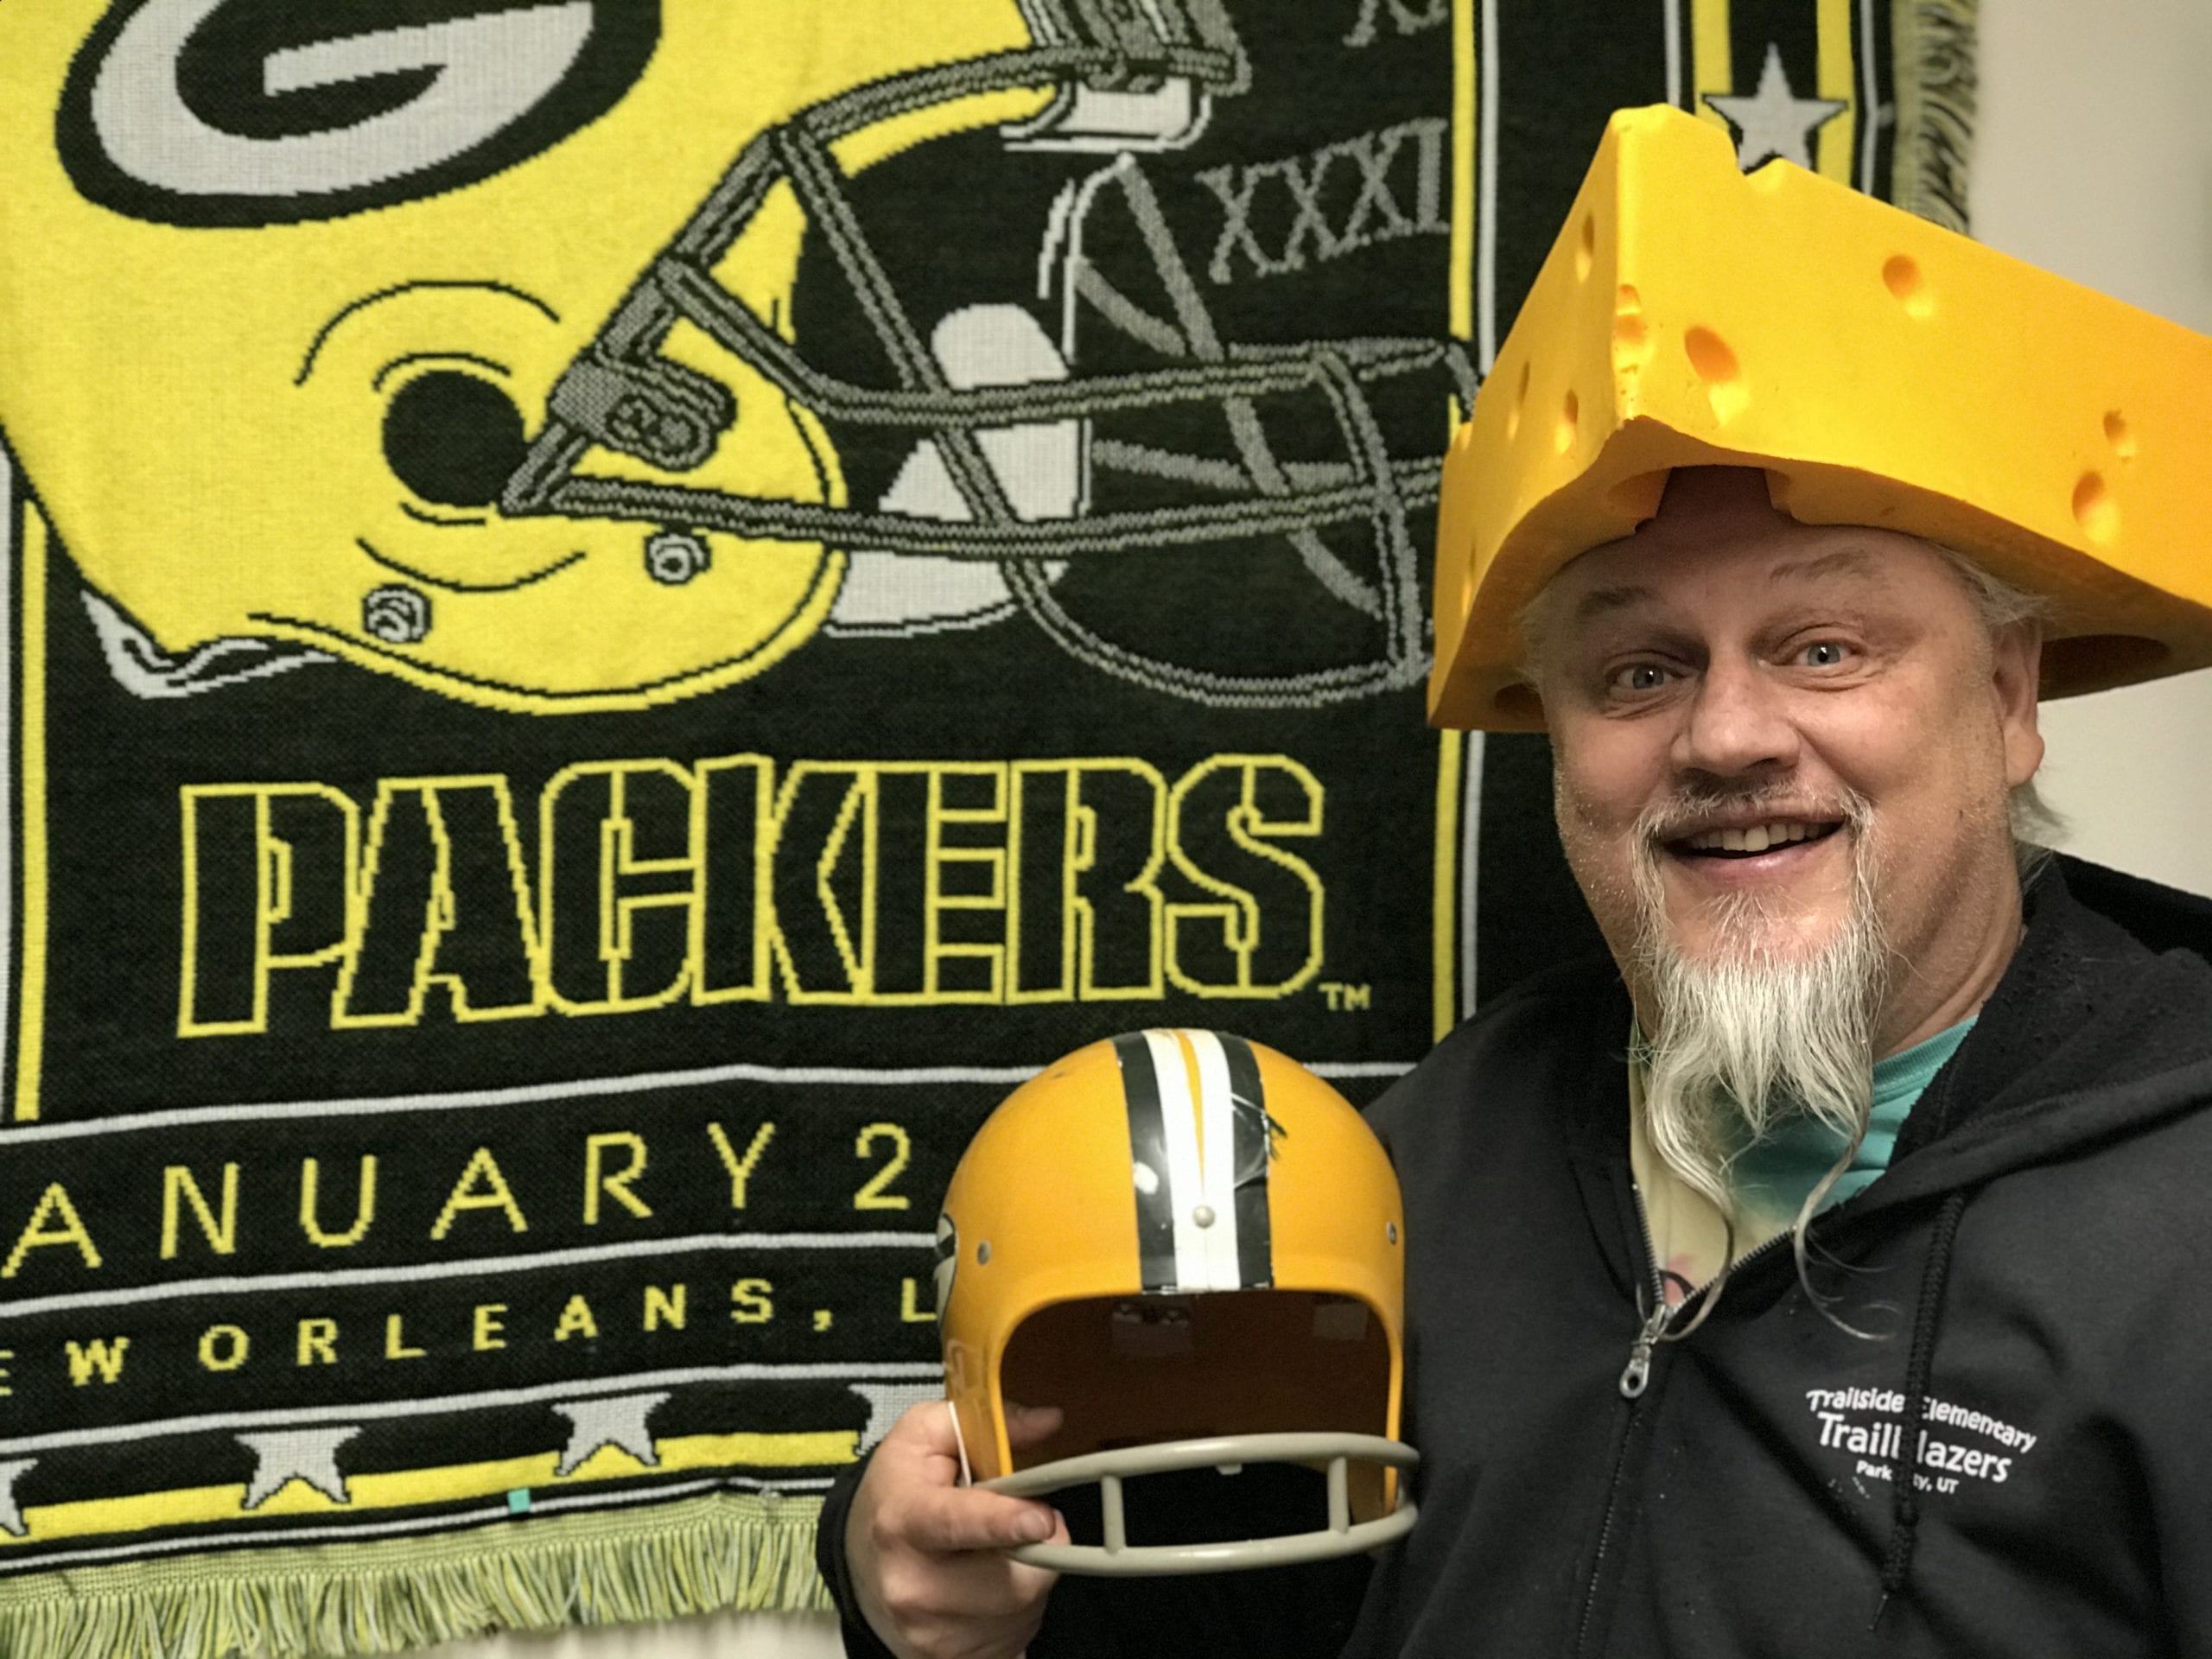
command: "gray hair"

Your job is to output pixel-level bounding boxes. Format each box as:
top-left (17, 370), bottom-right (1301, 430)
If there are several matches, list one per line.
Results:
top-left (1931, 548), bottom-right (2066, 876)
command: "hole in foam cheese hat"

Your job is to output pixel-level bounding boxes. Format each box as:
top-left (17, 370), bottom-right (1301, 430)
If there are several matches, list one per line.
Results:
top-left (1429, 105), bottom-right (2212, 733)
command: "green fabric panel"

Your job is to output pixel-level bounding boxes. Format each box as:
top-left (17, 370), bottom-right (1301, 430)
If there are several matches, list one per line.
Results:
top-left (0, 1493), bottom-right (828, 1659)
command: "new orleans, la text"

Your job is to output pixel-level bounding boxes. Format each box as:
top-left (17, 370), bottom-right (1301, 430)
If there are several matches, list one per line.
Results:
top-left (0, 1124), bottom-right (945, 1402)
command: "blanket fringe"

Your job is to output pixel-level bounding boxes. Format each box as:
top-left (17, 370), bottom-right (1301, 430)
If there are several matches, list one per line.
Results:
top-left (1893, 0), bottom-right (1979, 232)
top-left (0, 1491), bottom-right (830, 1659)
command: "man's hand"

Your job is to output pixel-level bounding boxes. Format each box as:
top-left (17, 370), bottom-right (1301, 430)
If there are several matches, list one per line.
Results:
top-left (849, 1401), bottom-right (1071, 1659)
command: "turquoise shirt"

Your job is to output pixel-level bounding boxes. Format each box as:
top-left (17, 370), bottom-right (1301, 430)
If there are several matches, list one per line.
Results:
top-left (1730, 1019), bottom-right (1976, 1220)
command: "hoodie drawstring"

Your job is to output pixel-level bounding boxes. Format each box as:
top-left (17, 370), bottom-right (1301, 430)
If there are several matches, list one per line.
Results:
top-left (1873, 1188), bottom-right (1971, 1626)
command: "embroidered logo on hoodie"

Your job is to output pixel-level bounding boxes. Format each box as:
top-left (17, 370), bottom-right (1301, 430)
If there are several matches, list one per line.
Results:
top-left (1804, 1386), bottom-right (2039, 1497)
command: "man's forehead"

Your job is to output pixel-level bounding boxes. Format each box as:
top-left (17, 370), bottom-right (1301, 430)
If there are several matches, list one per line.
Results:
top-left (1563, 545), bottom-right (1891, 626)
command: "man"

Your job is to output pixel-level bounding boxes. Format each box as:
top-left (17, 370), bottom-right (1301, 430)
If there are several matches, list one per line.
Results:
top-left (819, 110), bottom-right (2212, 1656)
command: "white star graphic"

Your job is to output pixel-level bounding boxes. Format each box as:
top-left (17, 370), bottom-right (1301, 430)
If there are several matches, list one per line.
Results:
top-left (0, 1459), bottom-right (34, 1537)
top-left (552, 1392), bottom-right (668, 1476)
top-left (239, 1427), bottom-right (360, 1509)
top-left (1705, 42), bottom-right (1849, 169)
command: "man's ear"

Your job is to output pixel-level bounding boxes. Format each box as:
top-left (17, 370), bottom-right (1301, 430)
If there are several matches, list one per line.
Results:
top-left (1993, 623), bottom-right (2045, 787)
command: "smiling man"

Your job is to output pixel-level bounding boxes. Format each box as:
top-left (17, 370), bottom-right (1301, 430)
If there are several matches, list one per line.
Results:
top-left (818, 109), bottom-right (2212, 1658)
top-left (1331, 442), bottom-right (2212, 1655)
top-left (1536, 467), bottom-right (2048, 1303)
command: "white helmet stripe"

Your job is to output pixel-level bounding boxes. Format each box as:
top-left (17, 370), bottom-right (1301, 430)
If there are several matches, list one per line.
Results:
top-left (1139, 1029), bottom-right (1224, 1291)
top-left (1116, 1029), bottom-right (1275, 1294)
top-left (1130, 1029), bottom-right (1242, 1293)
top-left (1183, 1029), bottom-right (1248, 1291)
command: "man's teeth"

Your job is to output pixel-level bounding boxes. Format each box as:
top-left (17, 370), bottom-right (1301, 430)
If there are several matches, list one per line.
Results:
top-left (1684, 822), bottom-right (1826, 853)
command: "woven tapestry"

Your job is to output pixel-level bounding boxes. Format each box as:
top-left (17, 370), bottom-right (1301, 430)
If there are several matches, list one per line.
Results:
top-left (0, 2), bottom-right (1973, 1651)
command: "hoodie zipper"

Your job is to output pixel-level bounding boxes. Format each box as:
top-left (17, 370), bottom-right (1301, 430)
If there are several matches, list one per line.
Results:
top-left (1627, 1197), bottom-right (1798, 1389)
top-left (1573, 1184), bottom-right (1800, 1655)
top-left (1618, 1184), bottom-right (1673, 1398)
top-left (1571, 1185), bottom-right (1669, 1656)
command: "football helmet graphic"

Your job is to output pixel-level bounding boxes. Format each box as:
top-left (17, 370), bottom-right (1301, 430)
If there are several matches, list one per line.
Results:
top-left (0, 0), bottom-right (1473, 712)
top-left (938, 1029), bottom-right (1416, 1573)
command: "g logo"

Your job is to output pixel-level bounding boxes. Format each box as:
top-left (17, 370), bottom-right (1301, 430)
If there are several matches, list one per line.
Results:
top-left (59, 0), bottom-right (661, 226)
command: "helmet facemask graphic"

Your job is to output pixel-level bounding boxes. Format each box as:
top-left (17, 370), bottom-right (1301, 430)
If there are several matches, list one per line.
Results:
top-left (938, 1030), bottom-right (1418, 1575)
top-left (500, 4), bottom-right (1475, 709)
top-left (10, 1), bottom-right (1471, 712)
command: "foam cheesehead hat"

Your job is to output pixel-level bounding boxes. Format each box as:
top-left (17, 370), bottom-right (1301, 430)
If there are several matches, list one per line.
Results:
top-left (1429, 105), bottom-right (2212, 733)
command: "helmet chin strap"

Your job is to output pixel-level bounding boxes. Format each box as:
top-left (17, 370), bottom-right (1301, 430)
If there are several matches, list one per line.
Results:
top-left (946, 1401), bottom-right (975, 1488)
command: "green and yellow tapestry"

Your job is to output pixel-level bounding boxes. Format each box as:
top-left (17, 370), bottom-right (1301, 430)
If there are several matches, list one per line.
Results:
top-left (0, 1), bottom-right (1972, 1650)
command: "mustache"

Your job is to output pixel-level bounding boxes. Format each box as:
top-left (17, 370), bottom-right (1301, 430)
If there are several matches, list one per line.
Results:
top-left (1633, 782), bottom-right (1873, 847)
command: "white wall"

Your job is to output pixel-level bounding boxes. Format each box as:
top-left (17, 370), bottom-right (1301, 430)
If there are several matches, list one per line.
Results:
top-left (423, 6), bottom-right (2212, 1657)
top-left (1975, 0), bottom-right (2212, 897)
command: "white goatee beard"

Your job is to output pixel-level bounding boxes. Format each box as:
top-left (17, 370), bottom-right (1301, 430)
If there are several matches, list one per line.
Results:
top-left (1630, 798), bottom-right (1890, 1238)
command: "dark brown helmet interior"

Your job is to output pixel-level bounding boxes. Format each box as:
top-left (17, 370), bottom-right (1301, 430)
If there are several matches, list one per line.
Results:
top-left (999, 1288), bottom-right (1394, 1516)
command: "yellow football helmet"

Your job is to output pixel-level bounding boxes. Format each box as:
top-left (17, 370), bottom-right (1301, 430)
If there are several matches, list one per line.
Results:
top-left (0, 1), bottom-right (1470, 712)
top-left (938, 1028), bottom-right (1415, 1574)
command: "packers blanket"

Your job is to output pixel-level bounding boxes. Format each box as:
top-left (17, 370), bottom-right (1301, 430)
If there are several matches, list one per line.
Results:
top-left (0, 2), bottom-right (1973, 1652)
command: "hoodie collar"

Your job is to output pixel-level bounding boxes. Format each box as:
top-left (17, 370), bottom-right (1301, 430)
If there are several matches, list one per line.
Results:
top-left (1866, 858), bottom-right (2212, 1203)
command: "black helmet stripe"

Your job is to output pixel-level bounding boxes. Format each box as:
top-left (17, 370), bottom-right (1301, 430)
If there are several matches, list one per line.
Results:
top-left (1217, 1032), bottom-right (1275, 1290)
top-left (1113, 1031), bottom-right (1181, 1292)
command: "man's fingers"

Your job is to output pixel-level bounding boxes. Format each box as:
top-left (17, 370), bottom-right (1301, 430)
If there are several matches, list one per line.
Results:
top-left (889, 1484), bottom-right (1058, 1554)
top-left (1005, 1402), bottom-right (1065, 1448)
top-left (883, 1399), bottom-right (963, 1459)
top-left (865, 1402), bottom-right (1060, 1553)
top-left (849, 1403), bottom-right (1066, 1659)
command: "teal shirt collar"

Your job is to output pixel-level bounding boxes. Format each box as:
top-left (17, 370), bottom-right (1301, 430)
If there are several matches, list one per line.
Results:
top-left (1729, 1018), bottom-right (1976, 1218)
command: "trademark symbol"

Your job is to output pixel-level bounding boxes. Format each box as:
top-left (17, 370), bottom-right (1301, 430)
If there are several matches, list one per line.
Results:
top-left (1319, 981), bottom-right (1372, 1012)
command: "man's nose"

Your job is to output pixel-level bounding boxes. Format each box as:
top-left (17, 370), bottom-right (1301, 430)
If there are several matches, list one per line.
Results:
top-left (1670, 655), bottom-right (1800, 778)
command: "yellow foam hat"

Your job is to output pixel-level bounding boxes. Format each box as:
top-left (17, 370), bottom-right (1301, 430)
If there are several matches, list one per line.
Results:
top-left (1429, 105), bottom-right (2212, 732)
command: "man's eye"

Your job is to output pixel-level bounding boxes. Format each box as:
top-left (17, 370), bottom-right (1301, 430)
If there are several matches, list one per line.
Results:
top-left (1800, 641), bottom-right (1852, 668)
top-left (1610, 663), bottom-right (1671, 693)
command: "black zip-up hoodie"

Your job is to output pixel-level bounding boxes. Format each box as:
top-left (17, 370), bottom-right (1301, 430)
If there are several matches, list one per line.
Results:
top-left (1353, 856), bottom-right (2212, 1657)
top-left (820, 858), bottom-right (2212, 1657)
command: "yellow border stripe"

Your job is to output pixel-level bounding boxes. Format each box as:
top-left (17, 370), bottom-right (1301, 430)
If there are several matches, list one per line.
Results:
top-left (0, 1429), bottom-right (855, 1548)
top-left (1447, 0), bottom-right (1477, 346)
top-left (13, 504), bottom-right (48, 1122)
top-left (1815, 0), bottom-right (1858, 181)
top-left (1431, 732), bottom-right (1464, 1042)
top-left (1433, 0), bottom-right (1477, 1039)
top-left (1691, 0), bottom-right (1733, 130)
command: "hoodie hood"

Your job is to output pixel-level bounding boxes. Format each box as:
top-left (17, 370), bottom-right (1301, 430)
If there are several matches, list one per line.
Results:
top-left (1857, 854), bottom-right (2212, 1211)
top-left (1813, 854), bottom-right (2212, 1622)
